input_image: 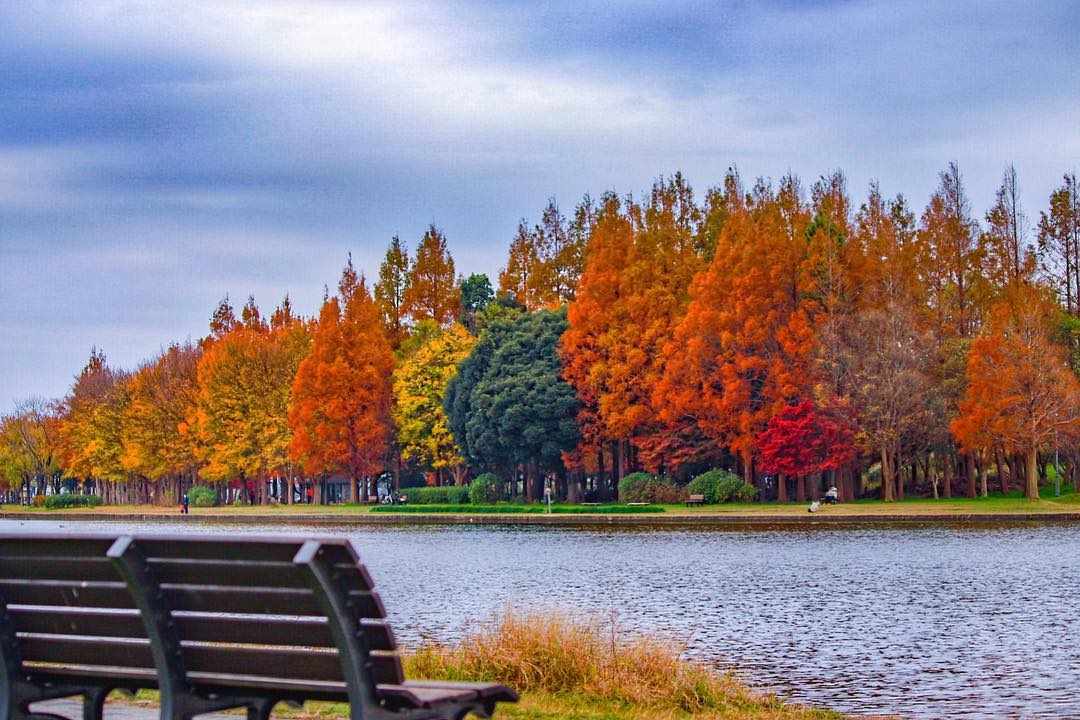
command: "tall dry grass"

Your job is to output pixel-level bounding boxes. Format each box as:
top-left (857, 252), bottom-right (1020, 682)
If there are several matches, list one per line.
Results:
top-left (405, 608), bottom-right (812, 716)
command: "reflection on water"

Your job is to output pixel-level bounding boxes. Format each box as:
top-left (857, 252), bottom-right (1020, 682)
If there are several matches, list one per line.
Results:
top-left (2, 518), bottom-right (1078, 719)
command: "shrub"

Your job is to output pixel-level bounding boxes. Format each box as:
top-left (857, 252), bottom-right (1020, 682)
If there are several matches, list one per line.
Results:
top-left (651, 481), bottom-right (688, 504)
top-left (403, 486), bottom-right (470, 505)
top-left (32, 495), bottom-right (47, 507)
top-left (468, 473), bottom-right (503, 504)
top-left (188, 485), bottom-right (217, 508)
top-left (618, 472), bottom-right (656, 502)
top-left (618, 472), bottom-right (685, 503)
top-left (43, 494), bottom-right (102, 509)
top-left (688, 469), bottom-right (757, 503)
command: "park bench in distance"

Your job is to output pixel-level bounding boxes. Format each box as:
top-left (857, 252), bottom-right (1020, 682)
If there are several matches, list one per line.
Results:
top-left (685, 494), bottom-right (705, 506)
top-left (0, 534), bottom-right (518, 720)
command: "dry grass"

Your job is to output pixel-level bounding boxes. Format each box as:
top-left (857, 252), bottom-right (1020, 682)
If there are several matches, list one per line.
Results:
top-left (406, 608), bottom-right (841, 719)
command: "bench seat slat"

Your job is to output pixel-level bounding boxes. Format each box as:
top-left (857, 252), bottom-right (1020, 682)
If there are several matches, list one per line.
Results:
top-left (402, 680), bottom-right (520, 703)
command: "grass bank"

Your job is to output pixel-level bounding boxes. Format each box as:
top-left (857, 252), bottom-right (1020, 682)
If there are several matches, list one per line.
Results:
top-left (4, 486), bottom-right (1079, 522)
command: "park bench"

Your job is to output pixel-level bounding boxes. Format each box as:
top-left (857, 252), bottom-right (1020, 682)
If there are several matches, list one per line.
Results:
top-left (685, 494), bottom-right (705, 506)
top-left (0, 533), bottom-right (517, 720)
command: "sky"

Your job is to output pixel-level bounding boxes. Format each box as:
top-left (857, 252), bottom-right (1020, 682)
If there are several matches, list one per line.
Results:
top-left (1, 0), bottom-right (1078, 409)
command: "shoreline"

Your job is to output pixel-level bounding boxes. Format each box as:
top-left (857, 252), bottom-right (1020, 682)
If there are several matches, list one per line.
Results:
top-left (4, 509), bottom-right (1079, 525)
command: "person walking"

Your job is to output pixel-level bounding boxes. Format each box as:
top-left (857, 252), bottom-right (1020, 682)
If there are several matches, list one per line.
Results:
top-left (181, 493), bottom-right (189, 515)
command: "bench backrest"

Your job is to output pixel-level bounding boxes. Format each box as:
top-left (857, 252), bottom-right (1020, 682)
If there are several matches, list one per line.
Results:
top-left (0, 534), bottom-right (400, 698)
top-left (688, 494), bottom-right (705, 501)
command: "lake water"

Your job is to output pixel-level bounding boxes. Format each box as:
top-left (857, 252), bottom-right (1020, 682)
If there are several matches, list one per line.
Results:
top-left (2, 518), bottom-right (1078, 719)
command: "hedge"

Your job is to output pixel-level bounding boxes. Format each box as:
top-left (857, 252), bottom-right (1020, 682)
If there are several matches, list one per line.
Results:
top-left (401, 486), bottom-right (471, 505)
top-left (43, 494), bottom-right (103, 509)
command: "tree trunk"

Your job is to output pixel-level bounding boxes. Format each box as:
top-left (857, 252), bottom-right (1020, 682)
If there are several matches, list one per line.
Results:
top-left (995, 448), bottom-right (1008, 495)
top-left (526, 458), bottom-right (537, 502)
top-left (611, 441), bottom-right (622, 485)
top-left (777, 473), bottom-right (787, 502)
top-left (1025, 445), bottom-right (1040, 500)
top-left (795, 474), bottom-right (806, 502)
top-left (880, 446), bottom-right (894, 502)
top-left (965, 453), bottom-right (977, 498)
top-left (978, 454), bottom-right (989, 498)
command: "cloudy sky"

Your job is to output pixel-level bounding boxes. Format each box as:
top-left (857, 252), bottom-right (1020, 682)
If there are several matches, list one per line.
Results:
top-left (1, 0), bottom-right (1078, 408)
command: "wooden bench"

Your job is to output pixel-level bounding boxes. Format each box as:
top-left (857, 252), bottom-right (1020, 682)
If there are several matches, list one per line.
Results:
top-left (0, 534), bottom-right (517, 720)
top-left (685, 494), bottom-right (705, 506)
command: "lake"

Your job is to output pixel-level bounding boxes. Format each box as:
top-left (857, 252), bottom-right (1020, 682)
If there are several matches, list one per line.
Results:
top-left (2, 518), bottom-right (1077, 719)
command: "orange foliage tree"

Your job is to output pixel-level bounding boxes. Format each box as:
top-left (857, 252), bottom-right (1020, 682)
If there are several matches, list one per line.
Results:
top-left (289, 266), bottom-right (394, 501)
top-left (658, 176), bottom-right (816, 487)
top-left (403, 225), bottom-right (460, 326)
top-left (952, 284), bottom-right (1080, 499)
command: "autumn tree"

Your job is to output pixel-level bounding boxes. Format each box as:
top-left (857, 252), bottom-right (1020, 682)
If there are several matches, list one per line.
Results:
top-left (757, 401), bottom-right (855, 489)
top-left (403, 225), bottom-right (460, 326)
top-left (499, 221), bottom-right (542, 310)
top-left (0, 398), bottom-right (62, 498)
top-left (657, 175), bottom-right (815, 487)
top-left (981, 165), bottom-right (1034, 292)
top-left (563, 175), bottom-right (704, 484)
top-left (209, 295), bottom-right (240, 339)
top-left (953, 284), bottom-right (1080, 499)
top-left (59, 347), bottom-right (113, 483)
top-left (1037, 172), bottom-right (1080, 315)
top-left (289, 265), bottom-right (394, 502)
top-left (196, 297), bottom-right (311, 501)
top-left (122, 342), bottom-right (202, 503)
top-left (918, 162), bottom-right (983, 339)
top-left (393, 323), bottom-right (475, 484)
top-left (375, 235), bottom-right (412, 348)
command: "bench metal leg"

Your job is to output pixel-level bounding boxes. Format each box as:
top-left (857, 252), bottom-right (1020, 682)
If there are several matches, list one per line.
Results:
top-left (81, 688), bottom-right (110, 720)
top-left (245, 699), bottom-right (277, 720)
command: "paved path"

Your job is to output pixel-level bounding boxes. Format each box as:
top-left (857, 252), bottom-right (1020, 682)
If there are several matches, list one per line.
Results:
top-left (32, 699), bottom-right (237, 720)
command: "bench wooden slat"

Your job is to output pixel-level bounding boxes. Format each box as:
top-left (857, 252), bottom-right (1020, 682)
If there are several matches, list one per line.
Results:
top-left (0, 557), bottom-right (119, 583)
top-left (7, 607), bottom-right (145, 639)
top-left (174, 615), bottom-right (396, 651)
top-left (161, 585), bottom-right (384, 618)
top-left (402, 680), bottom-right (519, 703)
top-left (377, 684), bottom-right (478, 709)
top-left (17, 635), bottom-right (154, 669)
top-left (149, 560), bottom-right (306, 588)
top-left (134, 538), bottom-right (356, 565)
top-left (183, 646), bottom-right (404, 685)
top-left (147, 560), bottom-right (373, 593)
top-left (0, 580), bottom-right (134, 609)
top-left (5, 608), bottom-right (393, 651)
top-left (0, 537), bottom-right (116, 559)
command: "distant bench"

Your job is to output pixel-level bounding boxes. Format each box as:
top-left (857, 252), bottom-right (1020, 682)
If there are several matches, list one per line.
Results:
top-left (685, 494), bottom-right (705, 506)
top-left (0, 533), bottom-right (517, 720)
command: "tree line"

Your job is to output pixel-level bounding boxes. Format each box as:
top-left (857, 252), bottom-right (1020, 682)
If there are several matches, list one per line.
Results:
top-left (2, 165), bottom-right (1079, 505)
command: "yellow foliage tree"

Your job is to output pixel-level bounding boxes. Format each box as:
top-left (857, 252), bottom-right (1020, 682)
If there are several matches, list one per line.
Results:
top-left (393, 323), bottom-right (475, 484)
